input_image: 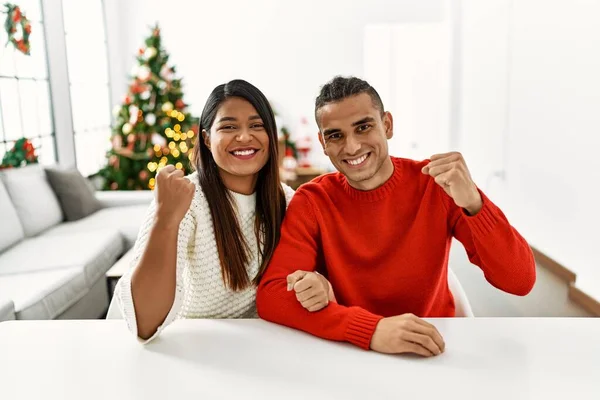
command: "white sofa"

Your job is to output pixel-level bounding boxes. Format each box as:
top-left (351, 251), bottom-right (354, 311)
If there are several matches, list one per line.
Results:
top-left (0, 165), bottom-right (152, 321)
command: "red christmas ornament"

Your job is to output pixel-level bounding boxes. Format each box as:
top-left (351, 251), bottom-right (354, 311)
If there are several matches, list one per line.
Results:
top-left (138, 47), bottom-right (144, 55)
top-left (124, 95), bottom-right (131, 105)
top-left (130, 80), bottom-right (146, 94)
top-left (16, 40), bottom-right (26, 53)
top-left (175, 99), bottom-right (185, 109)
top-left (12, 7), bottom-right (21, 23)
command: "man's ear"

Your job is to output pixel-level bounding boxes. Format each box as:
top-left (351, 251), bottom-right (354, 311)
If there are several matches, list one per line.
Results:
top-left (202, 129), bottom-right (210, 149)
top-left (383, 111), bottom-right (393, 140)
top-left (318, 131), bottom-right (327, 155)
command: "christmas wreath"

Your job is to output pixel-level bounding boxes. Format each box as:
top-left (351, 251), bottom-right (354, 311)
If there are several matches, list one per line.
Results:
top-left (0, 138), bottom-right (38, 169)
top-left (3, 3), bottom-right (31, 55)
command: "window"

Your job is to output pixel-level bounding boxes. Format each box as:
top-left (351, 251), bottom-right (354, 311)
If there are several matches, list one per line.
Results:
top-left (0, 0), bottom-right (55, 165)
top-left (62, 0), bottom-right (111, 177)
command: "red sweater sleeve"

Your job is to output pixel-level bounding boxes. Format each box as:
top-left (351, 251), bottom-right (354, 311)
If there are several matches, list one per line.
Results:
top-left (443, 187), bottom-right (536, 295)
top-left (256, 191), bottom-right (383, 350)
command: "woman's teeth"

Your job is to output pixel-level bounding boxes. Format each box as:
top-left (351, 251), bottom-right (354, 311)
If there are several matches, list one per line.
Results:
top-left (232, 149), bottom-right (257, 156)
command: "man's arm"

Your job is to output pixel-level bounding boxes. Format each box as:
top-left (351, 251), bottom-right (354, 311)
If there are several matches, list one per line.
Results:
top-left (445, 188), bottom-right (536, 296)
top-left (256, 191), bottom-right (383, 350)
top-left (422, 152), bottom-right (536, 296)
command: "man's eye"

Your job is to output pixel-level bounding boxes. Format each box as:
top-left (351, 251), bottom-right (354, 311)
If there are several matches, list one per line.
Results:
top-left (327, 133), bottom-right (341, 140)
top-left (358, 124), bottom-right (372, 132)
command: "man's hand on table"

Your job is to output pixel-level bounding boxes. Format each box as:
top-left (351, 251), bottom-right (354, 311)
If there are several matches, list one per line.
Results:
top-left (370, 314), bottom-right (446, 357)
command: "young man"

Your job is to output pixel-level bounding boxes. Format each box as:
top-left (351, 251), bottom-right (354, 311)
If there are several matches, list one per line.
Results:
top-left (256, 76), bottom-right (536, 357)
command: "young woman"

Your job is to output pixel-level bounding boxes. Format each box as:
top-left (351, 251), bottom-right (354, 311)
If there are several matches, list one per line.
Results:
top-left (108, 80), bottom-right (332, 342)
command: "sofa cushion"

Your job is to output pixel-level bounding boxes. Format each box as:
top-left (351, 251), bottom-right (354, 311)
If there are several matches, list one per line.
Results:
top-left (0, 178), bottom-right (25, 252)
top-left (95, 190), bottom-right (154, 208)
top-left (0, 229), bottom-right (123, 286)
top-left (45, 205), bottom-right (148, 249)
top-left (0, 297), bottom-right (15, 321)
top-left (0, 267), bottom-right (87, 320)
top-left (0, 164), bottom-right (63, 237)
top-left (45, 168), bottom-right (102, 221)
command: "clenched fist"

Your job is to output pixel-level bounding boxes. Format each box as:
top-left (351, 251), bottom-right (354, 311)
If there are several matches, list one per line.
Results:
top-left (287, 270), bottom-right (336, 312)
top-left (155, 165), bottom-right (195, 229)
top-left (421, 152), bottom-right (483, 215)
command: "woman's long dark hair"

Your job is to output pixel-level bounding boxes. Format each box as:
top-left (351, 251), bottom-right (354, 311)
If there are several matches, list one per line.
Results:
top-left (193, 80), bottom-right (286, 291)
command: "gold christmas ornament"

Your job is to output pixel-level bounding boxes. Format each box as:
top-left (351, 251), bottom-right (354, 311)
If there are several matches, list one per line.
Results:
top-left (161, 102), bottom-right (174, 113)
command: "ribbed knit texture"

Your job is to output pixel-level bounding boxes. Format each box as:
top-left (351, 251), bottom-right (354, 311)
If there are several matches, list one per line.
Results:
top-left (114, 172), bottom-right (295, 343)
top-left (257, 157), bottom-right (536, 350)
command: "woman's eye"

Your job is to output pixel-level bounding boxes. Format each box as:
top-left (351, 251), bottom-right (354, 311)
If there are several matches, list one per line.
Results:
top-left (251, 123), bottom-right (265, 129)
top-left (221, 125), bottom-right (235, 130)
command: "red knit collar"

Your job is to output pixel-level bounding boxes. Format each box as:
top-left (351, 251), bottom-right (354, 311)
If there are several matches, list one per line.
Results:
top-left (339, 157), bottom-right (403, 202)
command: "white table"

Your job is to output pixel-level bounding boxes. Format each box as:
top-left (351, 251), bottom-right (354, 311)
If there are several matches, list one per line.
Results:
top-left (0, 318), bottom-right (598, 400)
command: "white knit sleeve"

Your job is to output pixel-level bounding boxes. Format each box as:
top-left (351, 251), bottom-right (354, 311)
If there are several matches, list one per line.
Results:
top-left (281, 183), bottom-right (295, 208)
top-left (112, 198), bottom-right (196, 344)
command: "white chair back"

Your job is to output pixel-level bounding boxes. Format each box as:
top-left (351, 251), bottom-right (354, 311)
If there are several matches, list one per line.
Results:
top-left (448, 267), bottom-right (474, 317)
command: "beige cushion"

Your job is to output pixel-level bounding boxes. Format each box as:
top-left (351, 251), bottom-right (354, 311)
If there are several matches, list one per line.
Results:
top-left (0, 164), bottom-right (63, 237)
top-left (0, 229), bottom-right (123, 286)
top-left (0, 229), bottom-right (123, 320)
top-left (0, 267), bottom-right (87, 320)
top-left (95, 190), bottom-right (153, 208)
top-left (0, 179), bottom-right (24, 252)
top-left (45, 205), bottom-right (148, 249)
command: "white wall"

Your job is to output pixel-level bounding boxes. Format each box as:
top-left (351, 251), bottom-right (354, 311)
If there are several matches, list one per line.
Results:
top-left (459, 0), bottom-right (600, 298)
top-left (364, 21), bottom-right (452, 161)
top-left (108, 0), bottom-right (445, 169)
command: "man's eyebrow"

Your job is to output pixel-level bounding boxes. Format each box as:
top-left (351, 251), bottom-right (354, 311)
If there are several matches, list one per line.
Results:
top-left (352, 117), bottom-right (376, 126)
top-left (322, 116), bottom-right (376, 136)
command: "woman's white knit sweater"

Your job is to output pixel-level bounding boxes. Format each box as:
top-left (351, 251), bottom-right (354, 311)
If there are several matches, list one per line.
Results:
top-left (113, 171), bottom-right (295, 343)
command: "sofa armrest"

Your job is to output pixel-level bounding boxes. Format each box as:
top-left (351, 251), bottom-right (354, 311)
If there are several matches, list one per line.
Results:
top-left (0, 298), bottom-right (16, 322)
top-left (95, 190), bottom-right (154, 209)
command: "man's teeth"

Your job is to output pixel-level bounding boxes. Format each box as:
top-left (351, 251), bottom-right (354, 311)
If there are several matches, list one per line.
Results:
top-left (233, 149), bottom-right (256, 156)
top-left (347, 154), bottom-right (368, 166)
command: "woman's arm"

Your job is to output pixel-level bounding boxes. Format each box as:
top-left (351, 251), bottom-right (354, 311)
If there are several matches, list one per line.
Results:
top-left (115, 166), bottom-right (196, 342)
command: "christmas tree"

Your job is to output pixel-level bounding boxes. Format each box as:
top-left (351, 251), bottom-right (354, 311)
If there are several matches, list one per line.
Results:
top-left (100, 24), bottom-right (198, 190)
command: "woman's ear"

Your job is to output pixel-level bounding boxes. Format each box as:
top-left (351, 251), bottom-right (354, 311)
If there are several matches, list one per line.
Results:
top-left (202, 129), bottom-right (210, 149)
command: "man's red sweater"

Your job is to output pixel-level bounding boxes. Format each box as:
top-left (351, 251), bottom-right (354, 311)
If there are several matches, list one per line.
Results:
top-left (257, 157), bottom-right (536, 350)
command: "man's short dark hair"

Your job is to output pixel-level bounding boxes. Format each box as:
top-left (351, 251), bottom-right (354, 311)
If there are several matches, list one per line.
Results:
top-left (314, 76), bottom-right (385, 124)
